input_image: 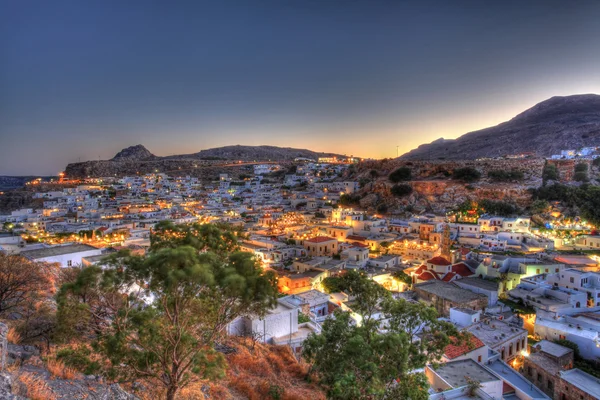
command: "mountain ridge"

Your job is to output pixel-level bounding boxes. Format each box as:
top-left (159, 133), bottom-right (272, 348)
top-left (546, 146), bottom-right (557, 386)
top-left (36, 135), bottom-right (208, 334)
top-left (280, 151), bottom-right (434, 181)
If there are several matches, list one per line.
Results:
top-left (64, 145), bottom-right (348, 178)
top-left (400, 94), bottom-right (600, 160)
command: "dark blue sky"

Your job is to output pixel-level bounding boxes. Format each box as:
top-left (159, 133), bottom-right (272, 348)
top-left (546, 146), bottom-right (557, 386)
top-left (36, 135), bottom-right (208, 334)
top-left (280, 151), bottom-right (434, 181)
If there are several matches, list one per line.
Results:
top-left (1, 0), bottom-right (599, 175)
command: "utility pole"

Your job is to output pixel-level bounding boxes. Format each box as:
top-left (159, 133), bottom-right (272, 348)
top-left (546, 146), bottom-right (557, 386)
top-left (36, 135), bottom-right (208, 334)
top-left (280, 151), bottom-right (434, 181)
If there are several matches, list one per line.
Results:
top-left (396, 146), bottom-right (399, 158)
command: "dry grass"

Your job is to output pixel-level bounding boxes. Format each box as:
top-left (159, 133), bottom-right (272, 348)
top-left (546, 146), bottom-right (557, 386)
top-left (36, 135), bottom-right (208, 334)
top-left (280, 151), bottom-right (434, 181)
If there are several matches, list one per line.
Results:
top-left (17, 372), bottom-right (56, 400)
top-left (46, 359), bottom-right (78, 380)
top-left (225, 338), bottom-right (324, 400)
top-left (7, 327), bottom-right (22, 344)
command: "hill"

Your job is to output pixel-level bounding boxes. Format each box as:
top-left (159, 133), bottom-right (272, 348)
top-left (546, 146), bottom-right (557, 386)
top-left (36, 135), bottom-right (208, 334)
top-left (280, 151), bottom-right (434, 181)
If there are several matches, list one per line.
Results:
top-left (168, 145), bottom-right (344, 162)
top-left (65, 145), bottom-right (345, 178)
top-left (400, 94), bottom-right (600, 160)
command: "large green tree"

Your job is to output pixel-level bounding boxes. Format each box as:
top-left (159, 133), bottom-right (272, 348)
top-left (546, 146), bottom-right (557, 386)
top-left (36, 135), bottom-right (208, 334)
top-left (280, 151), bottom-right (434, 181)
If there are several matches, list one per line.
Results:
top-left (303, 294), bottom-right (461, 400)
top-left (57, 224), bottom-right (278, 400)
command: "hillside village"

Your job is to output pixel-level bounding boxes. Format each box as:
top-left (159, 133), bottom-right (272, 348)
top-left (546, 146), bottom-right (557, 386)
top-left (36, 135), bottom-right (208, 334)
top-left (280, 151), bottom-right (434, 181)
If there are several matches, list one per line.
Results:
top-left (1, 149), bottom-right (600, 400)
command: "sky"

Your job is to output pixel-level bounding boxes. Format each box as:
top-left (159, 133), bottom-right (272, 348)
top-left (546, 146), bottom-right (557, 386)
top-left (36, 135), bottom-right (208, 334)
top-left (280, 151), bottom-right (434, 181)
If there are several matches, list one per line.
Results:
top-left (1, 0), bottom-right (600, 175)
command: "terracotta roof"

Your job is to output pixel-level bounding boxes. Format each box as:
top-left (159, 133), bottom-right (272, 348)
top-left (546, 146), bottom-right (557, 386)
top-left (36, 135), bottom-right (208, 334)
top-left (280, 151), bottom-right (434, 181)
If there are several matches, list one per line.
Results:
top-left (442, 272), bottom-right (456, 282)
top-left (452, 263), bottom-right (475, 277)
top-left (351, 243), bottom-right (369, 248)
top-left (427, 256), bottom-right (451, 266)
top-left (305, 236), bottom-right (336, 243)
top-left (346, 235), bottom-right (366, 241)
top-left (444, 335), bottom-right (485, 360)
top-left (414, 264), bottom-right (428, 275)
top-left (417, 271), bottom-right (439, 281)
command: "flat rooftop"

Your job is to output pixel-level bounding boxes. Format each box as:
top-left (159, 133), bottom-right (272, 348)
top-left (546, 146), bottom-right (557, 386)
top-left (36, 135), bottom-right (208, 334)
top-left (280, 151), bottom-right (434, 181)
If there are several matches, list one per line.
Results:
top-left (415, 281), bottom-right (488, 303)
top-left (534, 340), bottom-right (573, 358)
top-left (560, 369), bottom-right (600, 398)
top-left (467, 320), bottom-right (526, 347)
top-left (433, 359), bottom-right (498, 388)
top-left (21, 244), bottom-right (100, 259)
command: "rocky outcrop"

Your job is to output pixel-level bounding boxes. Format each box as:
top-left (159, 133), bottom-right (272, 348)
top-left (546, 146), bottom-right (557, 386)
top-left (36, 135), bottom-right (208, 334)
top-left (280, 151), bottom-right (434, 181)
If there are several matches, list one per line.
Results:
top-left (111, 145), bottom-right (155, 161)
top-left (401, 94), bottom-right (600, 160)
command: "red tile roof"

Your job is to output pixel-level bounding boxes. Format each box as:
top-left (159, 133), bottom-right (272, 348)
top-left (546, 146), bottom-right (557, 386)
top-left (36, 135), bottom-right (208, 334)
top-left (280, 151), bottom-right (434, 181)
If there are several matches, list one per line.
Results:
top-left (346, 235), bottom-right (366, 241)
top-left (442, 272), bottom-right (456, 282)
top-left (414, 264), bottom-right (428, 275)
top-left (306, 236), bottom-right (336, 243)
top-left (444, 335), bottom-right (485, 360)
top-left (417, 271), bottom-right (439, 281)
top-left (451, 263), bottom-right (475, 277)
top-left (427, 256), bottom-right (451, 266)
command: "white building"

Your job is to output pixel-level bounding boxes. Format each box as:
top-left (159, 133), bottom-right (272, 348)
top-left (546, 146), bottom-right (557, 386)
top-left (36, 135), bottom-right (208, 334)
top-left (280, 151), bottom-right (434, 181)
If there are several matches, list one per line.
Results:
top-left (20, 243), bottom-right (103, 268)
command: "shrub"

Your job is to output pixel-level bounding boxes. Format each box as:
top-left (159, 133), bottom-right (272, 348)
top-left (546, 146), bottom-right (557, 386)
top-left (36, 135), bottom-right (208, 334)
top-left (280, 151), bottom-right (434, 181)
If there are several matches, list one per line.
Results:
top-left (55, 346), bottom-right (102, 375)
top-left (452, 167), bottom-right (481, 182)
top-left (542, 163), bottom-right (559, 181)
top-left (390, 184), bottom-right (413, 197)
top-left (575, 162), bottom-right (588, 172)
top-left (479, 199), bottom-right (518, 217)
top-left (487, 169), bottom-right (524, 181)
top-left (593, 157), bottom-right (600, 166)
top-left (388, 167), bottom-right (412, 183)
top-left (574, 171), bottom-right (589, 182)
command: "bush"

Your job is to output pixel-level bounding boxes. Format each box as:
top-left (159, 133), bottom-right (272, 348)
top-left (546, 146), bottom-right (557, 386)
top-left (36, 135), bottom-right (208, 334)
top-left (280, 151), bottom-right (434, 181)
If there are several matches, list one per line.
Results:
top-left (389, 167), bottom-right (412, 183)
top-left (339, 194), bottom-right (361, 206)
top-left (593, 157), bottom-right (600, 166)
top-left (479, 199), bottom-right (518, 216)
top-left (390, 184), bottom-right (413, 197)
top-left (574, 171), bottom-right (589, 182)
top-left (56, 347), bottom-right (102, 375)
top-left (542, 163), bottom-right (559, 181)
top-left (452, 167), bottom-right (481, 182)
top-left (575, 163), bottom-right (588, 172)
top-left (487, 169), bottom-right (524, 182)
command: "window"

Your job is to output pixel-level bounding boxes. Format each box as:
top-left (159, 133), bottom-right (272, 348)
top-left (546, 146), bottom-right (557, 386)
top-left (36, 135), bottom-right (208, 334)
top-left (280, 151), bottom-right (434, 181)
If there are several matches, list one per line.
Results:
top-left (537, 373), bottom-right (542, 382)
top-left (547, 380), bottom-right (553, 390)
top-left (570, 277), bottom-right (575, 283)
top-left (527, 367), bottom-right (532, 376)
top-left (67, 260), bottom-right (72, 267)
top-left (478, 355), bottom-right (482, 362)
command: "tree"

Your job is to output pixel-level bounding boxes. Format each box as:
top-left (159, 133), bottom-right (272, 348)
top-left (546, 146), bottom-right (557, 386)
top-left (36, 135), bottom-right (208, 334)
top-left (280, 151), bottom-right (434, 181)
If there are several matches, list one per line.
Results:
top-left (389, 167), bottom-right (411, 183)
top-left (0, 254), bottom-right (55, 318)
top-left (390, 184), bottom-right (413, 197)
top-left (392, 270), bottom-right (412, 288)
top-left (530, 199), bottom-right (550, 215)
top-left (303, 297), bottom-right (461, 400)
top-left (380, 241), bottom-right (392, 254)
top-left (574, 163), bottom-right (588, 182)
top-left (542, 163), bottom-right (559, 182)
top-left (479, 199), bottom-right (518, 217)
top-left (57, 224), bottom-right (278, 400)
top-left (452, 167), bottom-right (481, 182)
top-left (487, 169), bottom-right (524, 182)
top-left (150, 221), bottom-right (241, 257)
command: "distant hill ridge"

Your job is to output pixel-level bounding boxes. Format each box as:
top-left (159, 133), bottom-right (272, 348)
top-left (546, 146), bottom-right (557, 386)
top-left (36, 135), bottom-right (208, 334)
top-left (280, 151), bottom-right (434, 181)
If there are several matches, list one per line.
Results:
top-left (400, 94), bottom-right (600, 160)
top-left (65, 145), bottom-right (347, 178)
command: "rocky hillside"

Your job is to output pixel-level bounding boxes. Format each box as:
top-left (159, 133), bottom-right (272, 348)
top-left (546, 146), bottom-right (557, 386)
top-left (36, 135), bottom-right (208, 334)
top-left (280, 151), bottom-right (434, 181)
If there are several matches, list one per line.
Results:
top-left (65, 145), bottom-right (344, 178)
top-left (401, 94), bottom-right (600, 160)
top-left (346, 158), bottom-right (546, 214)
top-left (111, 145), bottom-right (156, 161)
